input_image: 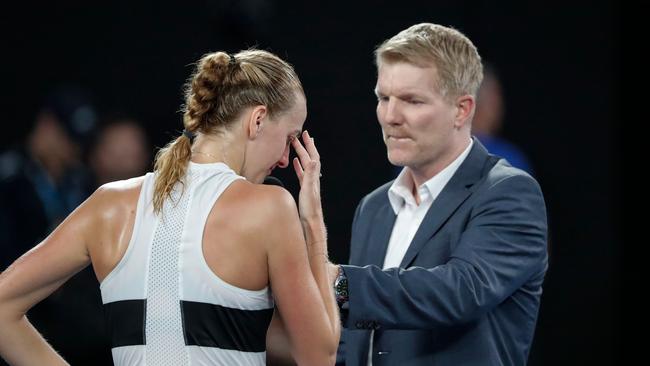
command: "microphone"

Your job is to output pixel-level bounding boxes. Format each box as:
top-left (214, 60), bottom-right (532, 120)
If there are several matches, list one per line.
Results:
top-left (263, 176), bottom-right (284, 187)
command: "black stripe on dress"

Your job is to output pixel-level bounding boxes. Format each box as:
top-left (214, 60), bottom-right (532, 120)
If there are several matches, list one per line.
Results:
top-left (181, 300), bottom-right (273, 352)
top-left (103, 299), bottom-right (147, 347)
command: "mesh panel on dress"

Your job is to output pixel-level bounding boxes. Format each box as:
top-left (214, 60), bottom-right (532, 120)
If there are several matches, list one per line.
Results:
top-left (145, 174), bottom-right (193, 366)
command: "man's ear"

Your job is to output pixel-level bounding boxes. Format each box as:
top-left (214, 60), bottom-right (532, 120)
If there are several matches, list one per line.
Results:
top-left (453, 94), bottom-right (475, 129)
top-left (246, 105), bottom-right (268, 139)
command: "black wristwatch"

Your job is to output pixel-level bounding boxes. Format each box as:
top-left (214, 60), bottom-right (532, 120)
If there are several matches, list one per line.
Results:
top-left (334, 266), bottom-right (349, 325)
top-left (334, 266), bottom-right (349, 306)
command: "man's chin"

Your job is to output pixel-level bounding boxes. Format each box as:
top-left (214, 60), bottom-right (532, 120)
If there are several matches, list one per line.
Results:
top-left (387, 153), bottom-right (410, 167)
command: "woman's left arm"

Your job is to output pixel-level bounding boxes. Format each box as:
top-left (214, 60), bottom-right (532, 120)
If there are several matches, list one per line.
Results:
top-left (0, 189), bottom-right (103, 365)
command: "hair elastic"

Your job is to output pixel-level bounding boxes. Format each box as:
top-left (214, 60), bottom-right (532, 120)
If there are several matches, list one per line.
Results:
top-left (182, 129), bottom-right (195, 139)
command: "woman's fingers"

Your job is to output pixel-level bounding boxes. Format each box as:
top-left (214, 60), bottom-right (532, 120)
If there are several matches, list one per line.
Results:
top-left (291, 131), bottom-right (321, 177)
top-left (292, 157), bottom-right (304, 184)
top-left (291, 131), bottom-right (310, 165)
top-left (302, 130), bottom-right (320, 161)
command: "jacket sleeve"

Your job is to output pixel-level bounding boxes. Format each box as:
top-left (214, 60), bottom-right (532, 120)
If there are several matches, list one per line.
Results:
top-left (343, 173), bottom-right (548, 330)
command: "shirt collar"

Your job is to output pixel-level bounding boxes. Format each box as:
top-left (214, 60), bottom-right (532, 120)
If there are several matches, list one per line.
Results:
top-left (388, 138), bottom-right (473, 214)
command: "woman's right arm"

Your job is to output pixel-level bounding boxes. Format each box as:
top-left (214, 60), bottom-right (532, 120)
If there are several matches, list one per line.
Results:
top-left (0, 187), bottom-right (108, 365)
top-left (291, 130), bottom-right (340, 342)
top-left (263, 187), bottom-right (339, 365)
top-left (265, 131), bottom-right (340, 365)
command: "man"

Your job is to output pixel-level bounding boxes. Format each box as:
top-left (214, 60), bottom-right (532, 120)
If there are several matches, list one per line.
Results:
top-left (329, 23), bottom-right (548, 365)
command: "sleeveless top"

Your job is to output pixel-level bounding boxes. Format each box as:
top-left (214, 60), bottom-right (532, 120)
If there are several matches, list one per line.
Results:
top-left (100, 162), bottom-right (274, 366)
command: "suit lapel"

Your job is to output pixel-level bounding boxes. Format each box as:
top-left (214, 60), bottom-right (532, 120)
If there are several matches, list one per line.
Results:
top-left (399, 138), bottom-right (494, 268)
top-left (363, 202), bottom-right (396, 267)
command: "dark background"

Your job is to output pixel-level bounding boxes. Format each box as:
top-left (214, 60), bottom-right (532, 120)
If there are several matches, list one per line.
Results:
top-left (0, 0), bottom-right (619, 364)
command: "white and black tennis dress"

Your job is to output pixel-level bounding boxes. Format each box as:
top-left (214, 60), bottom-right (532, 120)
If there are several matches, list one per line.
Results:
top-left (100, 162), bottom-right (274, 366)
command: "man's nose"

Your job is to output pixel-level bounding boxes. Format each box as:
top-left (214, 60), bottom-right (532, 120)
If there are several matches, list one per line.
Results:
top-left (381, 98), bottom-right (401, 125)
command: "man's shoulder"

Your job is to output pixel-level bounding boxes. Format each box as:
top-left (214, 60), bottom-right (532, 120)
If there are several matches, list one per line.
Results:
top-left (485, 158), bottom-right (539, 187)
top-left (365, 180), bottom-right (393, 199)
top-left (475, 158), bottom-right (544, 200)
top-left (357, 180), bottom-right (394, 209)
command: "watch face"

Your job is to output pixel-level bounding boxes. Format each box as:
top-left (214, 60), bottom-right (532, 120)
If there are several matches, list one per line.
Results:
top-left (335, 271), bottom-right (348, 301)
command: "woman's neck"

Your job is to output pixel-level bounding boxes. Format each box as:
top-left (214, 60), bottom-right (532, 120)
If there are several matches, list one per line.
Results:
top-left (190, 132), bottom-right (246, 174)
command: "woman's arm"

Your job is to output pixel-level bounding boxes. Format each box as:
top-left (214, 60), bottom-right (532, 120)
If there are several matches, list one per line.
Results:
top-left (263, 188), bottom-right (339, 365)
top-left (264, 131), bottom-right (339, 365)
top-left (0, 189), bottom-right (102, 365)
top-left (266, 309), bottom-right (296, 366)
top-left (292, 131), bottom-right (340, 338)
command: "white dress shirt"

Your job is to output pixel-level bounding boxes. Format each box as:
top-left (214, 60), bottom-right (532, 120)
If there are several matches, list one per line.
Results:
top-left (383, 139), bottom-right (473, 269)
top-left (367, 139), bottom-right (473, 365)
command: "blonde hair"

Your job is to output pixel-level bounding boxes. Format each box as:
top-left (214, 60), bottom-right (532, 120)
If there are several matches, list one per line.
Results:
top-left (153, 49), bottom-right (303, 213)
top-left (375, 23), bottom-right (483, 100)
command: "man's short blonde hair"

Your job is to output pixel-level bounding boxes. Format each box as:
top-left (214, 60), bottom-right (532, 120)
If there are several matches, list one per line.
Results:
top-left (375, 23), bottom-right (483, 100)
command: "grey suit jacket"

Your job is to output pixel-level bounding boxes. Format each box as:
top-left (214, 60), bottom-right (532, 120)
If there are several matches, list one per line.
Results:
top-left (338, 138), bottom-right (548, 366)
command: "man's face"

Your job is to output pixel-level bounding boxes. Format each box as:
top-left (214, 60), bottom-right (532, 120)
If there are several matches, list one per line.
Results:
top-left (375, 61), bottom-right (461, 176)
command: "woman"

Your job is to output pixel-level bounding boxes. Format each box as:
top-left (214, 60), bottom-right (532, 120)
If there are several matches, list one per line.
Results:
top-left (0, 49), bottom-right (339, 365)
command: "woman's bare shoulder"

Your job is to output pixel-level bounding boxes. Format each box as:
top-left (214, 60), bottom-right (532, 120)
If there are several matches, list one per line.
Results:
top-left (213, 179), bottom-right (302, 248)
top-left (86, 176), bottom-right (146, 220)
top-left (223, 179), bottom-right (298, 221)
top-left (97, 176), bottom-right (146, 194)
